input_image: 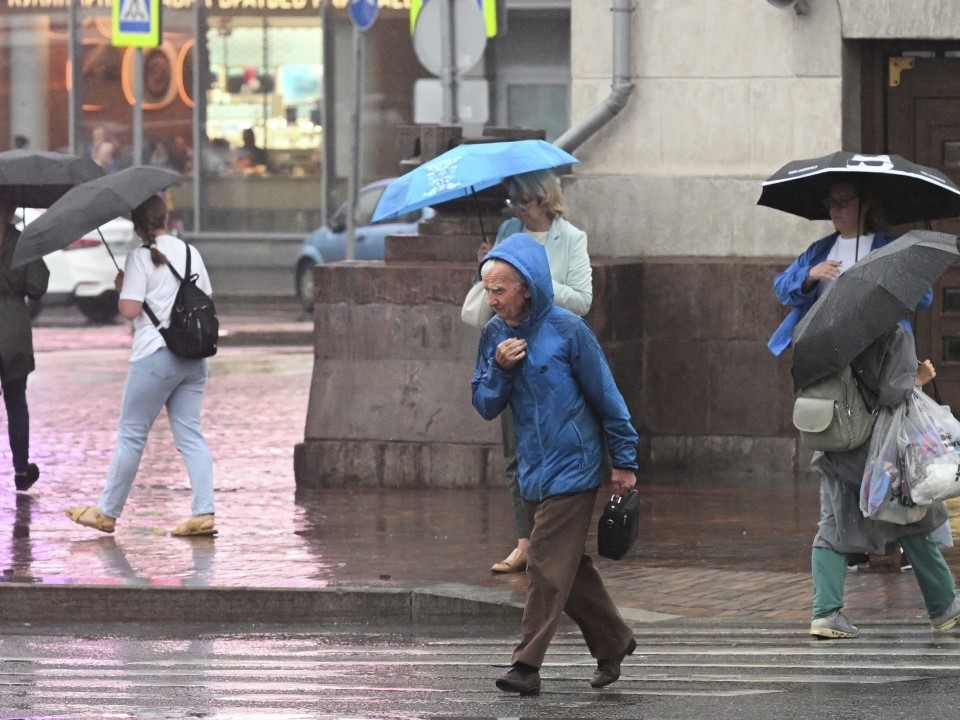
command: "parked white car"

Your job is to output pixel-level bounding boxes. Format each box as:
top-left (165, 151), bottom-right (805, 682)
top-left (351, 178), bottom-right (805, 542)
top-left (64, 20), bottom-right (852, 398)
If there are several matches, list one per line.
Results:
top-left (15, 207), bottom-right (138, 323)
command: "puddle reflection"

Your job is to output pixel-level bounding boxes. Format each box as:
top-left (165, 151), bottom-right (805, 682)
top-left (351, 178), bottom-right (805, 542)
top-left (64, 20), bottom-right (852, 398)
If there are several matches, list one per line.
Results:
top-left (2, 493), bottom-right (35, 579)
top-left (292, 486), bottom-right (516, 587)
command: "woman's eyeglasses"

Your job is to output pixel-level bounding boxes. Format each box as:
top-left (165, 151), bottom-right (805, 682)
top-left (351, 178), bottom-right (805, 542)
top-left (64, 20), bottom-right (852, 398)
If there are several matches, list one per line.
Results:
top-left (506, 196), bottom-right (534, 211)
top-left (823, 195), bottom-right (858, 211)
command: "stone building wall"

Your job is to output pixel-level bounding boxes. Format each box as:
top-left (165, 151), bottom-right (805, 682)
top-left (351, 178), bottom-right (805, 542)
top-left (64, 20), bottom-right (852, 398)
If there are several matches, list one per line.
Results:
top-left (293, 243), bottom-right (810, 488)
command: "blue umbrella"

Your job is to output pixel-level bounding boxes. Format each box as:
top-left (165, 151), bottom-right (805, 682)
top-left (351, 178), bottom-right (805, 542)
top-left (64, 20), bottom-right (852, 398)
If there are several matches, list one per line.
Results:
top-left (371, 139), bottom-right (579, 225)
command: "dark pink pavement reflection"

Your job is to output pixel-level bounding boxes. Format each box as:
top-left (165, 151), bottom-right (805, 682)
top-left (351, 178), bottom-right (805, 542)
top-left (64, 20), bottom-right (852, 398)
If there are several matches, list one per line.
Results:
top-left (2, 313), bottom-right (959, 625)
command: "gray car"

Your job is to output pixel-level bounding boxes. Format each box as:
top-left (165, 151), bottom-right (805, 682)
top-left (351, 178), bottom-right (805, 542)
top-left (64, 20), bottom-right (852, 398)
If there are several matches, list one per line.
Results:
top-left (293, 179), bottom-right (432, 311)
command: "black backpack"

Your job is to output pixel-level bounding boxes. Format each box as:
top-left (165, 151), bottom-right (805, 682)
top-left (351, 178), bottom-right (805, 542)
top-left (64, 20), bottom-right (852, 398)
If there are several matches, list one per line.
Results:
top-left (142, 239), bottom-right (219, 360)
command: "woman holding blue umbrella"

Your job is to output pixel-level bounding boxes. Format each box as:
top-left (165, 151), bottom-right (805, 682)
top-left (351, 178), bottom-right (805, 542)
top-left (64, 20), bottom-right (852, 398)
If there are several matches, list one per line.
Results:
top-left (468, 169), bottom-right (593, 573)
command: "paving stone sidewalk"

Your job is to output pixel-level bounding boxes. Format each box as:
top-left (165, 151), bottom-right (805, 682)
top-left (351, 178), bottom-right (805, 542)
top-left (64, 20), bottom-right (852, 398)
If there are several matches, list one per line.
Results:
top-left (2, 303), bottom-right (958, 630)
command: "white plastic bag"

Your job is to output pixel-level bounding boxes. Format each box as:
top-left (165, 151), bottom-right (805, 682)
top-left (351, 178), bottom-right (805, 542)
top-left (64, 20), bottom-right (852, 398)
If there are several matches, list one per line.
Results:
top-left (901, 389), bottom-right (960, 504)
top-left (914, 464), bottom-right (960, 505)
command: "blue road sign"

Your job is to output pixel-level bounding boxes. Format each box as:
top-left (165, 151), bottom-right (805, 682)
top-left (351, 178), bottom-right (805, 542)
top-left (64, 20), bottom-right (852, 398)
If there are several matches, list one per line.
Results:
top-left (349, 0), bottom-right (379, 31)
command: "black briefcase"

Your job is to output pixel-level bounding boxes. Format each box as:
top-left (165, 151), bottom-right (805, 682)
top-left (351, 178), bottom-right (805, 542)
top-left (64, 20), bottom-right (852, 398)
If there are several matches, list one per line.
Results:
top-left (597, 489), bottom-right (640, 560)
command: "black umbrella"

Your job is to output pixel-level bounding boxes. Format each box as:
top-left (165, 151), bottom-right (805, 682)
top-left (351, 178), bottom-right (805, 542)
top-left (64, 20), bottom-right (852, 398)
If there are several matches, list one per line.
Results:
top-left (791, 229), bottom-right (960, 391)
top-left (0, 149), bottom-right (104, 208)
top-left (12, 165), bottom-right (180, 270)
top-left (757, 151), bottom-right (960, 226)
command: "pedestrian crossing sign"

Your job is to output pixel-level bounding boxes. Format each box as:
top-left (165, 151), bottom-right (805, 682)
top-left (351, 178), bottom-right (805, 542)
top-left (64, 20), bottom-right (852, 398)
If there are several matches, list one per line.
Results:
top-left (112, 0), bottom-right (162, 48)
top-left (410, 0), bottom-right (497, 38)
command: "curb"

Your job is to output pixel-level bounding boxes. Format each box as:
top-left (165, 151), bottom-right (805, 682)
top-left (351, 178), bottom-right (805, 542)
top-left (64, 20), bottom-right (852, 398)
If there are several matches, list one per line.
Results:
top-left (0, 582), bottom-right (524, 626)
top-left (217, 327), bottom-right (313, 347)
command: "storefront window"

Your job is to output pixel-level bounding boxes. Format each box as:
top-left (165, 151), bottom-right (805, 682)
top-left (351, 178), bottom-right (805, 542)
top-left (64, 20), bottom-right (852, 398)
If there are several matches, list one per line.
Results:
top-left (1, 3), bottom-right (420, 239)
top-left (205, 19), bottom-right (323, 179)
top-left (0, 8), bottom-right (325, 235)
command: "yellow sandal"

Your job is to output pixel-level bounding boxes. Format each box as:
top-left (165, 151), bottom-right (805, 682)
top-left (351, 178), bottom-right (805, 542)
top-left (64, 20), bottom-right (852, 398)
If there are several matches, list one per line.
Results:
top-left (65, 506), bottom-right (116, 534)
top-left (171, 514), bottom-right (217, 537)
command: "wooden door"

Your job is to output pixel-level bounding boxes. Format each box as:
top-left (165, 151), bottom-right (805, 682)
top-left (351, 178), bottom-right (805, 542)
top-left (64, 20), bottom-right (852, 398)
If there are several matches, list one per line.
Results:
top-left (886, 52), bottom-right (960, 407)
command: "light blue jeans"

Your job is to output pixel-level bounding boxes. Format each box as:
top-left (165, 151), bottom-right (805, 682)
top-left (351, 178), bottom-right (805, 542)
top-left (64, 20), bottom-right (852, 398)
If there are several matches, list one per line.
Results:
top-left (98, 347), bottom-right (213, 519)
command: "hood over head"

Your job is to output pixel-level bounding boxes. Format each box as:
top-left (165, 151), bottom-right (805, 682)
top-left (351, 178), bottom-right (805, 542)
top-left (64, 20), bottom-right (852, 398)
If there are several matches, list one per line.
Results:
top-left (481, 233), bottom-right (554, 325)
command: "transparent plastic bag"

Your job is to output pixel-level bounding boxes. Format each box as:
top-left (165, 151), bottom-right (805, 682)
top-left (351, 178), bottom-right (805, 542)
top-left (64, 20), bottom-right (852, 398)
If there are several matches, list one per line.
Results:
top-left (901, 389), bottom-right (960, 504)
top-left (860, 404), bottom-right (925, 523)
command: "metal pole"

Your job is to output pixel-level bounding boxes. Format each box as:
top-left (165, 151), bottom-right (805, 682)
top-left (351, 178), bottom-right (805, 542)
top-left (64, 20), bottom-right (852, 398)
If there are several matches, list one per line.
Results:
top-left (261, 15), bottom-right (269, 149)
top-left (439, 0), bottom-right (459, 124)
top-left (192, 0), bottom-right (204, 231)
top-left (450, 0), bottom-right (459, 124)
top-left (345, 25), bottom-right (363, 261)
top-left (320, 0), bottom-right (333, 225)
top-left (133, 48), bottom-right (144, 166)
top-left (67, 0), bottom-right (82, 155)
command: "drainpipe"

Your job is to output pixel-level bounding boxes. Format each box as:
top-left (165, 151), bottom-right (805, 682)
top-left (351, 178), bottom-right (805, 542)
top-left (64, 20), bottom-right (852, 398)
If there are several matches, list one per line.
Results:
top-left (554, 0), bottom-right (635, 153)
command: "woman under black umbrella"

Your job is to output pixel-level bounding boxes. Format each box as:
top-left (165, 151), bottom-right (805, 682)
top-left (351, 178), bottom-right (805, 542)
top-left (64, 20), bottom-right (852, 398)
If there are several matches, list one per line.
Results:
top-left (767, 179), bottom-right (954, 634)
top-left (767, 179), bottom-right (931, 358)
top-left (0, 195), bottom-right (48, 491)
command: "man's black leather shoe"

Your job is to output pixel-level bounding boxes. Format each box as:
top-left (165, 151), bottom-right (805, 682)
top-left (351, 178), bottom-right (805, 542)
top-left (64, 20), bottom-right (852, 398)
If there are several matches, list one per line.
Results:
top-left (591, 638), bottom-right (637, 688)
top-left (496, 664), bottom-right (541, 695)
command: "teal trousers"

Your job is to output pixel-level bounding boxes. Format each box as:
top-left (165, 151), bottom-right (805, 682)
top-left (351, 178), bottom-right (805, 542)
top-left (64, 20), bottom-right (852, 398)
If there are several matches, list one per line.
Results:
top-left (812, 532), bottom-right (957, 620)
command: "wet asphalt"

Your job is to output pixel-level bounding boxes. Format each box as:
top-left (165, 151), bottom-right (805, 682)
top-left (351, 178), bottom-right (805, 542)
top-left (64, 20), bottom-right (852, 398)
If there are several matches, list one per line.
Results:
top-left (5, 300), bottom-right (960, 718)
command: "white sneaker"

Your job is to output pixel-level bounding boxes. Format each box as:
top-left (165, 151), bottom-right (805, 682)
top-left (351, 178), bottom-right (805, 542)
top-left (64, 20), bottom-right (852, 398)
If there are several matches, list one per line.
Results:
top-left (846, 553), bottom-right (870, 573)
top-left (810, 610), bottom-right (859, 639)
top-left (931, 597), bottom-right (960, 632)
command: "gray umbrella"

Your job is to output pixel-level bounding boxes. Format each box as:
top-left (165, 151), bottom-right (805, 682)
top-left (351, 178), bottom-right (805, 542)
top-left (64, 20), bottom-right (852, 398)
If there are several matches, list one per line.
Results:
top-left (791, 229), bottom-right (960, 391)
top-left (12, 165), bottom-right (180, 269)
top-left (0, 149), bottom-right (105, 208)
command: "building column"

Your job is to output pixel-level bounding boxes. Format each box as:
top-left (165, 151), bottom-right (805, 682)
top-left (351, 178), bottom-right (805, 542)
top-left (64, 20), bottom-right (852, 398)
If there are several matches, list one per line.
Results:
top-left (9, 16), bottom-right (50, 150)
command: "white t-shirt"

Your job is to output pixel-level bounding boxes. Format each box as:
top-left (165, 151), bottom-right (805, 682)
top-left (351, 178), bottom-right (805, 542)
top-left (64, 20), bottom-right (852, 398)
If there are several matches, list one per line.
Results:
top-left (526, 228), bottom-right (549, 245)
top-left (817, 232), bottom-right (875, 298)
top-left (120, 233), bottom-right (213, 362)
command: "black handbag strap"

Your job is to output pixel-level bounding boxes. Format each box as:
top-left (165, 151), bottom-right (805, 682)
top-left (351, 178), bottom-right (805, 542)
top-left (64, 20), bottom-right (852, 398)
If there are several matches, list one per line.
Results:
top-left (141, 237), bottom-right (191, 329)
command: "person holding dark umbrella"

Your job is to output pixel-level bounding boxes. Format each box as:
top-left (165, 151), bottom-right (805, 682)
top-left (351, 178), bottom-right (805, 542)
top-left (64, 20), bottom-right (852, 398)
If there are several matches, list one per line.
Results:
top-left (767, 178), bottom-right (932, 358)
top-left (759, 154), bottom-right (960, 634)
top-left (787, 229), bottom-right (960, 636)
top-left (65, 193), bottom-right (216, 537)
top-left (805, 326), bottom-right (960, 639)
top-left (0, 195), bottom-right (48, 491)
top-left (767, 178), bottom-right (953, 568)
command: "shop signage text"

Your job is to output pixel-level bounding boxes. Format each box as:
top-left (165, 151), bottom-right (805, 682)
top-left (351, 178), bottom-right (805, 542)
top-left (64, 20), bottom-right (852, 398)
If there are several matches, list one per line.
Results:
top-left (5, 0), bottom-right (409, 11)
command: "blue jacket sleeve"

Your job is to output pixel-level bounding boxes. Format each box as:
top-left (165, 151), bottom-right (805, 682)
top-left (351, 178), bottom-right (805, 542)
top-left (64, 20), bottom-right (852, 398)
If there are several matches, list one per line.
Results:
top-left (570, 323), bottom-right (639, 470)
top-left (471, 326), bottom-right (515, 420)
top-left (773, 234), bottom-right (835, 307)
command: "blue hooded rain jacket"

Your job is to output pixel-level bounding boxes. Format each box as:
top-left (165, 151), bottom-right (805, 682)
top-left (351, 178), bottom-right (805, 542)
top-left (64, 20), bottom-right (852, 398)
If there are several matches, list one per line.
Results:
top-left (471, 233), bottom-right (639, 502)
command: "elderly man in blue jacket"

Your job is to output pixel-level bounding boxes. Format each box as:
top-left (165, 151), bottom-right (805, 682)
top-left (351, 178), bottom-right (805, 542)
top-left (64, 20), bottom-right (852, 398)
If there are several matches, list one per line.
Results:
top-left (471, 233), bottom-right (639, 695)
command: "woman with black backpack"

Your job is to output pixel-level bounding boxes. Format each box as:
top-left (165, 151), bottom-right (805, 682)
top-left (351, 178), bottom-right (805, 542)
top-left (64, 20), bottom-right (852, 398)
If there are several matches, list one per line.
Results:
top-left (65, 193), bottom-right (216, 537)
